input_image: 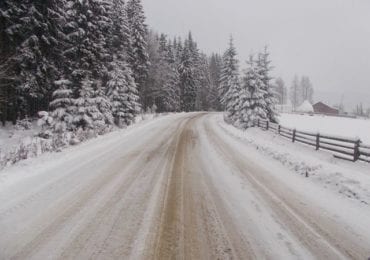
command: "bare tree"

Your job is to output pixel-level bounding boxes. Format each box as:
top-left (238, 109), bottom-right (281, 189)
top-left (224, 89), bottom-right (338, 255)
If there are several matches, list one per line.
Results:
top-left (290, 75), bottom-right (301, 110)
top-left (274, 77), bottom-right (287, 104)
top-left (300, 76), bottom-right (314, 103)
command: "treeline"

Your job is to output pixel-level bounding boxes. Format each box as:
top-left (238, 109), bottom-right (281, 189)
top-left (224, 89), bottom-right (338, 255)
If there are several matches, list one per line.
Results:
top-left (0, 0), bottom-right (223, 133)
top-left (0, 0), bottom-right (280, 137)
top-left (143, 31), bottom-right (222, 113)
top-left (220, 39), bottom-right (278, 129)
top-left (0, 0), bottom-right (146, 131)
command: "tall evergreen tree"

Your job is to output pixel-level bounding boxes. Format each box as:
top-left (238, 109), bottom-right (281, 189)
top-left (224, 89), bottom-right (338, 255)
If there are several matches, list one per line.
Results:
top-left (49, 79), bottom-right (75, 133)
top-left (106, 0), bottom-right (140, 125)
top-left (179, 39), bottom-right (197, 112)
top-left (208, 53), bottom-right (223, 110)
top-left (220, 37), bottom-right (239, 109)
top-left (126, 0), bottom-right (150, 102)
top-left (73, 77), bottom-right (106, 133)
top-left (196, 53), bottom-right (212, 111)
top-left (256, 47), bottom-right (278, 122)
top-left (0, 0), bottom-right (67, 122)
top-left (107, 59), bottom-right (141, 127)
top-left (236, 55), bottom-right (267, 128)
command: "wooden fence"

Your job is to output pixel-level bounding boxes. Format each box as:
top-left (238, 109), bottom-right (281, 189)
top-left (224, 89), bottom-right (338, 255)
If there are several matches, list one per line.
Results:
top-left (255, 119), bottom-right (370, 163)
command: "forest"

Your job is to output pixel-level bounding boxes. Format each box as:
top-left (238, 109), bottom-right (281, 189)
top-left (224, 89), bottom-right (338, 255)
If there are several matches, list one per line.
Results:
top-left (0, 0), bottom-right (279, 141)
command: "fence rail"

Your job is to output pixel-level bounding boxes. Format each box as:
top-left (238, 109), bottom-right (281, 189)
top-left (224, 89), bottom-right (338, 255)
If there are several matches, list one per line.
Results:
top-left (254, 119), bottom-right (370, 163)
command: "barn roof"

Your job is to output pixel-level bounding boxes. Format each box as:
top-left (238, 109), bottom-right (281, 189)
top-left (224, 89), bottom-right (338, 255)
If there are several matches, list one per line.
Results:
top-left (313, 101), bottom-right (338, 110)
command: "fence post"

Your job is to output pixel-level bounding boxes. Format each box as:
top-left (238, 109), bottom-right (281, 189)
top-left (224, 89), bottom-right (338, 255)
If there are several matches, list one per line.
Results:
top-left (266, 121), bottom-right (269, 131)
top-left (278, 125), bottom-right (281, 135)
top-left (257, 119), bottom-right (260, 128)
top-left (354, 140), bottom-right (361, 162)
top-left (316, 133), bottom-right (320, 150)
top-left (292, 129), bottom-right (296, 143)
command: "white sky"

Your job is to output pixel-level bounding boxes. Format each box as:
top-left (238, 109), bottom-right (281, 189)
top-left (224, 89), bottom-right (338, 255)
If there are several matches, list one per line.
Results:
top-left (142, 0), bottom-right (370, 109)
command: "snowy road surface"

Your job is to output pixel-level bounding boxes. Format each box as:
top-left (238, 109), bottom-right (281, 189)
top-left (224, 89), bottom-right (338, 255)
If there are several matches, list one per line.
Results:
top-left (1, 113), bottom-right (370, 259)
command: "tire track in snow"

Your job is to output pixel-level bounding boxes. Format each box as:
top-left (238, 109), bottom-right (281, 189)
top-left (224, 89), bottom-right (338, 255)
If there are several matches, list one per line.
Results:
top-left (203, 115), bottom-right (368, 259)
top-left (2, 116), bottom-right (187, 259)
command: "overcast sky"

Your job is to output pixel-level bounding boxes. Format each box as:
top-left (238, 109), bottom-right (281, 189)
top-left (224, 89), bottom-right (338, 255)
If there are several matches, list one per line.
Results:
top-left (142, 0), bottom-right (370, 109)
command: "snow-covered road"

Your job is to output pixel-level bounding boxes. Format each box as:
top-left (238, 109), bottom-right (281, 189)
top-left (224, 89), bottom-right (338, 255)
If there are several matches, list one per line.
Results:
top-left (1, 113), bottom-right (370, 259)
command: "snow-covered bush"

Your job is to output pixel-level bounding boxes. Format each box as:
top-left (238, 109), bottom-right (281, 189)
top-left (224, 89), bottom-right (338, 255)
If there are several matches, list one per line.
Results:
top-left (14, 117), bottom-right (32, 130)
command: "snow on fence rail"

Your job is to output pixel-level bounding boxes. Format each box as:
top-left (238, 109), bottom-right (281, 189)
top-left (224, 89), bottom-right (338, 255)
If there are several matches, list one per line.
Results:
top-left (254, 119), bottom-right (370, 163)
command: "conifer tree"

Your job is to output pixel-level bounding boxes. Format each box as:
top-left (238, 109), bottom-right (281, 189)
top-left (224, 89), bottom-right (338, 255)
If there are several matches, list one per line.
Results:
top-left (220, 37), bottom-right (239, 109)
top-left (236, 55), bottom-right (267, 128)
top-left (208, 53), bottom-right (223, 110)
top-left (107, 59), bottom-right (141, 127)
top-left (49, 80), bottom-right (75, 133)
top-left (256, 47), bottom-right (278, 122)
top-left (126, 0), bottom-right (150, 99)
top-left (0, 0), bottom-right (67, 121)
top-left (73, 77), bottom-right (106, 133)
top-left (179, 40), bottom-right (197, 112)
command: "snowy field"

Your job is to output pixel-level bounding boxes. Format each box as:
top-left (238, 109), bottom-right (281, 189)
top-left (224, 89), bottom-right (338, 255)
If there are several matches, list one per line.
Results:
top-left (278, 113), bottom-right (370, 144)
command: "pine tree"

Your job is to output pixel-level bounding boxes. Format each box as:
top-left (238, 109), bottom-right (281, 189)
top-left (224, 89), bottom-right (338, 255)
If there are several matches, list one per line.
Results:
top-left (110, 0), bottom-right (133, 62)
top-left (73, 77), bottom-right (106, 133)
top-left (179, 39), bottom-right (197, 112)
top-left (208, 53), bottom-right (223, 110)
top-left (49, 79), bottom-right (75, 133)
top-left (220, 37), bottom-right (239, 109)
top-left (63, 0), bottom-right (114, 89)
top-left (126, 0), bottom-right (150, 100)
top-left (107, 59), bottom-right (141, 127)
top-left (256, 47), bottom-right (278, 123)
top-left (236, 55), bottom-right (267, 128)
top-left (0, 0), bottom-right (67, 122)
top-left (196, 53), bottom-right (212, 111)
top-left (156, 34), bottom-right (180, 112)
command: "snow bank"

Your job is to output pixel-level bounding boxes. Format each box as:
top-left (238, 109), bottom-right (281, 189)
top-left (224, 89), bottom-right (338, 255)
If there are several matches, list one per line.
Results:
top-left (296, 100), bottom-right (314, 113)
top-left (0, 113), bottom-right (166, 171)
top-left (215, 115), bottom-right (370, 205)
top-left (279, 113), bottom-right (370, 144)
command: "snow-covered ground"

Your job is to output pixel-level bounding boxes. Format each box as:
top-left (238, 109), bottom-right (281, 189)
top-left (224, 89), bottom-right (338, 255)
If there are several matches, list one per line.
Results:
top-left (1, 113), bottom-right (370, 259)
top-left (0, 113), bottom-right (161, 170)
top-left (0, 122), bottom-right (40, 154)
top-left (278, 113), bottom-right (370, 144)
top-left (217, 115), bottom-right (370, 205)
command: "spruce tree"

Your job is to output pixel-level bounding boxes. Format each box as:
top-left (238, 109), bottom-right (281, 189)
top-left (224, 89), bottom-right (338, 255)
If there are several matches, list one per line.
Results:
top-left (126, 0), bottom-right (150, 99)
top-left (256, 47), bottom-right (278, 123)
top-left (73, 77), bottom-right (106, 133)
top-left (107, 59), bottom-right (141, 127)
top-left (156, 34), bottom-right (180, 112)
top-left (0, 0), bottom-right (67, 121)
top-left (220, 37), bottom-right (239, 109)
top-left (209, 53), bottom-right (223, 111)
top-left (49, 79), bottom-right (75, 133)
top-left (179, 40), bottom-right (197, 112)
top-left (236, 55), bottom-right (267, 128)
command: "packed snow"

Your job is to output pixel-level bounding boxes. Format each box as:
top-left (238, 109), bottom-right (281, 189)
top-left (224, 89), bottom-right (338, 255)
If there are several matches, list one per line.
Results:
top-left (1, 113), bottom-right (370, 259)
top-left (278, 113), bottom-right (370, 144)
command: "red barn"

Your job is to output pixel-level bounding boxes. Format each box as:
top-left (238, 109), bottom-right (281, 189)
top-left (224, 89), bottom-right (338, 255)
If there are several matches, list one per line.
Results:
top-left (313, 102), bottom-right (339, 115)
